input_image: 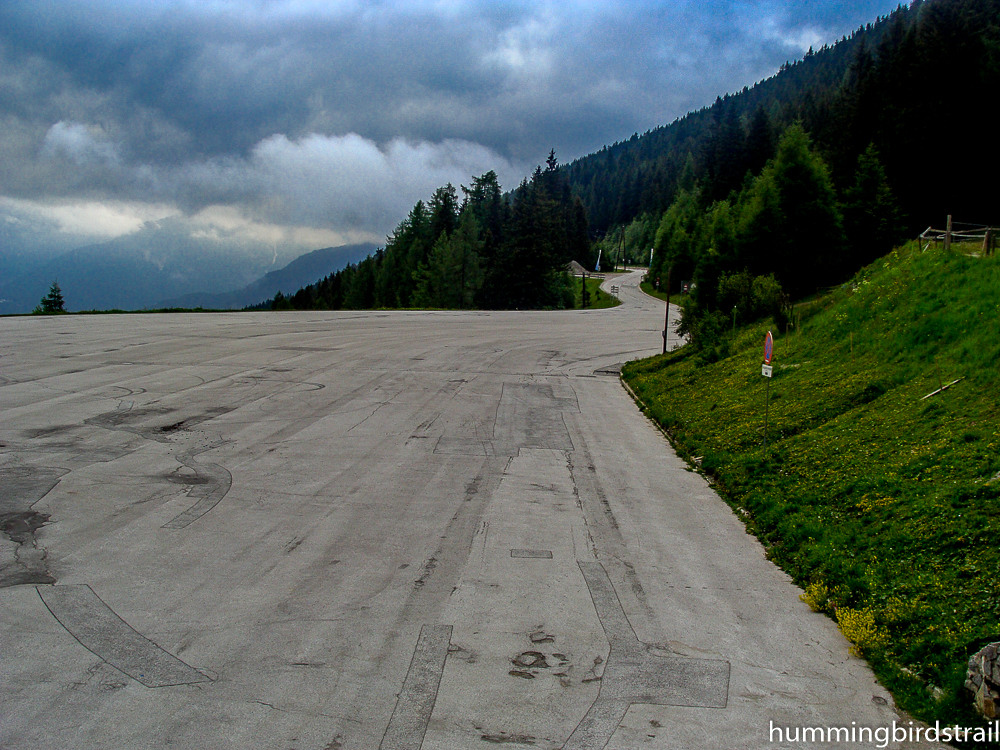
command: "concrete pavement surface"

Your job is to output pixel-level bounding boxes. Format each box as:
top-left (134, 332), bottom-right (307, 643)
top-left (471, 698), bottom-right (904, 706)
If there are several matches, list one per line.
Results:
top-left (1, 271), bottom-right (940, 749)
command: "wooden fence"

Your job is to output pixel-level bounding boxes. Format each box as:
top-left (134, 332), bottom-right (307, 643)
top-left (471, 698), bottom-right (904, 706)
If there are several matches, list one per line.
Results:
top-left (920, 215), bottom-right (997, 255)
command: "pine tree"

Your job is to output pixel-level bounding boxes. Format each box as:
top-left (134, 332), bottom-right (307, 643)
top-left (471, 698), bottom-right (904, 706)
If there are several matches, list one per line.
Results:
top-left (428, 184), bottom-right (459, 241)
top-left (843, 143), bottom-right (906, 267)
top-left (412, 213), bottom-right (486, 309)
top-left (740, 123), bottom-right (849, 297)
top-left (704, 101), bottom-right (747, 202)
top-left (344, 257), bottom-right (376, 309)
top-left (461, 170), bottom-right (507, 293)
top-left (412, 234), bottom-right (451, 308)
top-left (651, 188), bottom-right (701, 289)
top-left (745, 105), bottom-right (775, 177)
top-left (449, 212), bottom-right (485, 308)
top-left (270, 291), bottom-right (291, 310)
top-left (36, 281), bottom-right (66, 313)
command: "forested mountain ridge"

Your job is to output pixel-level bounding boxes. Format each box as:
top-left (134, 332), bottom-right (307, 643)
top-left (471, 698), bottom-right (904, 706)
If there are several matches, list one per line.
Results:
top-left (567, 0), bottom-right (999, 239)
top-left (567, 0), bottom-right (1000, 360)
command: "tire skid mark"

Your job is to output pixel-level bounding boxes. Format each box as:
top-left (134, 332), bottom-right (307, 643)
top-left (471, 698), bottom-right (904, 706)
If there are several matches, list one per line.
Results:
top-left (37, 584), bottom-right (211, 688)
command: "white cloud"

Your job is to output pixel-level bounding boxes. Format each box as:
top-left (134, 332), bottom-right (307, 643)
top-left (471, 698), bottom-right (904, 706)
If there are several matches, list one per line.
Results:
top-left (779, 27), bottom-right (825, 53)
top-left (187, 205), bottom-right (378, 248)
top-left (170, 130), bottom-right (523, 234)
top-left (0, 196), bottom-right (178, 239)
top-left (732, 4), bottom-right (835, 56)
top-left (40, 121), bottom-right (120, 167)
top-left (483, 13), bottom-right (556, 77)
top-left (2, 130), bottom-right (521, 255)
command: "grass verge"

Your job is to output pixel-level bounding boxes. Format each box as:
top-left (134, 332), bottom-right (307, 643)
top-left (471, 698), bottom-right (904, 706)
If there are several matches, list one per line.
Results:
top-left (639, 280), bottom-right (670, 302)
top-left (622, 241), bottom-right (1000, 737)
top-left (575, 276), bottom-right (620, 309)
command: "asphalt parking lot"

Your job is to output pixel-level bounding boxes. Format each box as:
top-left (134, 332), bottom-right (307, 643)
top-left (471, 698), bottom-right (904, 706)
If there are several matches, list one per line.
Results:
top-left (1, 271), bottom-right (914, 749)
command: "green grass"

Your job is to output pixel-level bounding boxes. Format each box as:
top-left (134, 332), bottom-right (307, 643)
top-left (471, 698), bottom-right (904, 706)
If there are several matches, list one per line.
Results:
top-left (622, 241), bottom-right (1000, 735)
top-left (639, 280), bottom-right (670, 302)
top-left (639, 280), bottom-right (698, 308)
top-left (575, 276), bottom-right (620, 309)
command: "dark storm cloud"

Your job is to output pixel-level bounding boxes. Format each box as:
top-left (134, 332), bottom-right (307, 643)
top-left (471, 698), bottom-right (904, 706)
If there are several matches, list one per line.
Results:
top-left (0, 0), bottom-right (903, 246)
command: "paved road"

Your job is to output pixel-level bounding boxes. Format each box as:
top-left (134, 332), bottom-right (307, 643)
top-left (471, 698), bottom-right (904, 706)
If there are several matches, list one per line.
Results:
top-left (1, 271), bottom-right (919, 749)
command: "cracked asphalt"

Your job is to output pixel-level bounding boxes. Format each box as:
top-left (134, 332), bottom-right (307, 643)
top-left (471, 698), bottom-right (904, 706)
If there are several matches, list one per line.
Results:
top-left (0, 272), bottom-right (941, 749)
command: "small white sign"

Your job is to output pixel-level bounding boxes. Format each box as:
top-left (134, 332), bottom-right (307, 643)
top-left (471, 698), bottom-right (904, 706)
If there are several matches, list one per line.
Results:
top-left (761, 364), bottom-right (773, 378)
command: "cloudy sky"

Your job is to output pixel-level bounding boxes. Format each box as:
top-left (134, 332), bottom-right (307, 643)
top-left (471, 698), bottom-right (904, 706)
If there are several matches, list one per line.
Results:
top-left (0, 0), bottom-right (904, 257)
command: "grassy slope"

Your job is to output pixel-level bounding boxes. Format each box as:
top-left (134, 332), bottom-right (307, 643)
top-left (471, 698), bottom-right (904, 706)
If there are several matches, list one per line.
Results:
top-left (574, 276), bottom-right (620, 309)
top-left (639, 280), bottom-right (670, 302)
top-left (622, 241), bottom-right (1000, 730)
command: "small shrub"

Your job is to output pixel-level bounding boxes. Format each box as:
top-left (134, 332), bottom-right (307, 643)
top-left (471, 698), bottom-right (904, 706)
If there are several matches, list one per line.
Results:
top-left (837, 606), bottom-right (887, 657)
top-left (801, 581), bottom-right (830, 612)
top-left (716, 270), bottom-right (789, 328)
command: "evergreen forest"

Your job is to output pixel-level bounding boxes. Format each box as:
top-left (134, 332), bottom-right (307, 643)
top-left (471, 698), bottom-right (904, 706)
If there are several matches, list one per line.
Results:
top-left (266, 155), bottom-right (590, 312)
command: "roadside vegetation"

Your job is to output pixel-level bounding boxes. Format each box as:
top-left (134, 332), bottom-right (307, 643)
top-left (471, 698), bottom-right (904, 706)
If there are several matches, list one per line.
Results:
top-left (638, 281), bottom-right (669, 303)
top-left (574, 276), bottom-right (619, 310)
top-left (622, 241), bottom-right (1000, 734)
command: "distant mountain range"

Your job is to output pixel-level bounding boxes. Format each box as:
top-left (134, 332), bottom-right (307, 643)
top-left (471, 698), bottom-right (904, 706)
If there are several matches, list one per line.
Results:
top-left (157, 243), bottom-right (376, 309)
top-left (0, 221), bottom-right (376, 313)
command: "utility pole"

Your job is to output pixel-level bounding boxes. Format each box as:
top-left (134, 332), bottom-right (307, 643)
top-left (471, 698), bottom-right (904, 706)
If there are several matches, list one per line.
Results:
top-left (662, 266), bottom-right (672, 354)
top-left (618, 225), bottom-right (625, 272)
